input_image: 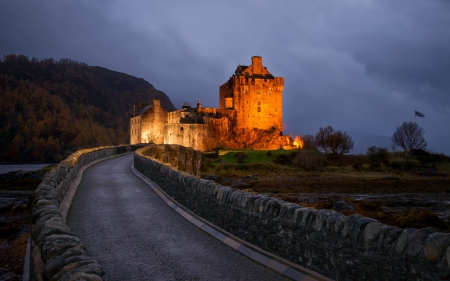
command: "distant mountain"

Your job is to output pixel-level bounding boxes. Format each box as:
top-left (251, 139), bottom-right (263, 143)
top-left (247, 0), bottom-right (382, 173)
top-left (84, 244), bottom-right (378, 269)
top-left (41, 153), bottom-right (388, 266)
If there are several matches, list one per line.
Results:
top-left (0, 54), bottom-right (175, 163)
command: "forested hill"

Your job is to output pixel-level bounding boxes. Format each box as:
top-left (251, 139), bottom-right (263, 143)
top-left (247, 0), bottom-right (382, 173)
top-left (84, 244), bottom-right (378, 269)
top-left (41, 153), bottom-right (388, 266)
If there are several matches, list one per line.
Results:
top-left (0, 54), bottom-right (176, 163)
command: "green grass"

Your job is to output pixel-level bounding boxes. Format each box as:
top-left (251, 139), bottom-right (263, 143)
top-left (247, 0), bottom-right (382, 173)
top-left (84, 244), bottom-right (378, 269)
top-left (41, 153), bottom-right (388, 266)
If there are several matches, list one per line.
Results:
top-left (219, 149), bottom-right (294, 164)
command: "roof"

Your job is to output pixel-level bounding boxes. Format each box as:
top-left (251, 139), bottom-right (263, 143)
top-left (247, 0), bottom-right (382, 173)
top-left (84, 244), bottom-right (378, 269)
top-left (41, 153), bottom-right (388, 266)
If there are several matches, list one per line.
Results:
top-left (235, 65), bottom-right (249, 74)
top-left (234, 63), bottom-right (274, 79)
top-left (136, 105), bottom-right (151, 116)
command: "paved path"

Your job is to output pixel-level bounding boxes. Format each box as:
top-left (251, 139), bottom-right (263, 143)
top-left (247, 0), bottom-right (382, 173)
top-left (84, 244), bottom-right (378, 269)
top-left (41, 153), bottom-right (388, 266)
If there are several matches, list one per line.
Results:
top-left (67, 153), bottom-right (288, 280)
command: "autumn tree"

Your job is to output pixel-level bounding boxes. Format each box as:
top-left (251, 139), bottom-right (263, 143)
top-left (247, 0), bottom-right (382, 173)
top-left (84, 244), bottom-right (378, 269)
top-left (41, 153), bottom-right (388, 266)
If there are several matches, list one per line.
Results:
top-left (0, 54), bottom-right (174, 162)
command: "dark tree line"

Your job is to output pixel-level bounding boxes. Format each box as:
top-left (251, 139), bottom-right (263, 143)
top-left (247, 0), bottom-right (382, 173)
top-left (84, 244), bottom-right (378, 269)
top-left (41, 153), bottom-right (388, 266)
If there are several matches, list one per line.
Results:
top-left (0, 54), bottom-right (175, 162)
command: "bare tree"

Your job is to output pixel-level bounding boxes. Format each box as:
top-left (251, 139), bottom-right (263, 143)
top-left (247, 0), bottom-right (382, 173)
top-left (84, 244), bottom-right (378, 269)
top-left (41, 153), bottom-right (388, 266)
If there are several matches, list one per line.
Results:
top-left (329, 130), bottom-right (354, 155)
top-left (315, 126), bottom-right (334, 154)
top-left (315, 126), bottom-right (354, 155)
top-left (391, 122), bottom-right (427, 152)
top-left (302, 134), bottom-right (317, 150)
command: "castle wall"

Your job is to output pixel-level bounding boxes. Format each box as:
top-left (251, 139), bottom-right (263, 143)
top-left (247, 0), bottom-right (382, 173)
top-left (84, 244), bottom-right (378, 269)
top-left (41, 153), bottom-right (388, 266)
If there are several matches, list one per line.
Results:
top-left (219, 56), bottom-right (284, 132)
top-left (130, 56), bottom-right (286, 150)
top-left (131, 100), bottom-right (167, 144)
top-left (204, 116), bottom-right (232, 146)
top-left (164, 123), bottom-right (210, 151)
top-left (130, 115), bottom-right (142, 144)
top-left (236, 76), bottom-right (283, 131)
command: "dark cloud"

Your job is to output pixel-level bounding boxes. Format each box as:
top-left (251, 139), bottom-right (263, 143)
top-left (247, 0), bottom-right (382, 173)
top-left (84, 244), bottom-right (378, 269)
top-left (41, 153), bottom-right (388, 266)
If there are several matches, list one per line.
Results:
top-left (1, 0), bottom-right (449, 154)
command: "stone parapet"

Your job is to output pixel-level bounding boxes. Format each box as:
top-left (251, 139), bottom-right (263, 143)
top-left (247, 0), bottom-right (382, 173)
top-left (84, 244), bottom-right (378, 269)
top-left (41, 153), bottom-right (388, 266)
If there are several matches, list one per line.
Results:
top-left (134, 147), bottom-right (450, 280)
top-left (27, 145), bottom-right (138, 281)
top-left (137, 144), bottom-right (201, 177)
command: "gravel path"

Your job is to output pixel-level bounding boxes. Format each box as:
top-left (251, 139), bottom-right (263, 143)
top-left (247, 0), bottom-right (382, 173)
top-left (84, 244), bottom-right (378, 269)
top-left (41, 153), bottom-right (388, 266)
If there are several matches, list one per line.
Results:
top-left (67, 153), bottom-right (288, 281)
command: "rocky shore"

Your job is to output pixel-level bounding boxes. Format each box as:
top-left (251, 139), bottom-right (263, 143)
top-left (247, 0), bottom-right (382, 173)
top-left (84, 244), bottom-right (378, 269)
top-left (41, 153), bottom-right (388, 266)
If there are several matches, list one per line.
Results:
top-left (0, 170), bottom-right (47, 280)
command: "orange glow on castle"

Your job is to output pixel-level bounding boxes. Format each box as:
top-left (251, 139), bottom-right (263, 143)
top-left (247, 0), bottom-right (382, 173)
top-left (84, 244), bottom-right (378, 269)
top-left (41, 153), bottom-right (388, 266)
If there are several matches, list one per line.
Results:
top-left (130, 56), bottom-right (289, 151)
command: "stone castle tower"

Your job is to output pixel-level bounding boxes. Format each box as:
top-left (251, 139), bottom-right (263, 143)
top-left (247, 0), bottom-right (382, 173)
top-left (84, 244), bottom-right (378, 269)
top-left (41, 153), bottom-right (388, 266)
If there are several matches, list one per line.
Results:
top-left (130, 56), bottom-right (288, 151)
top-left (219, 56), bottom-right (284, 131)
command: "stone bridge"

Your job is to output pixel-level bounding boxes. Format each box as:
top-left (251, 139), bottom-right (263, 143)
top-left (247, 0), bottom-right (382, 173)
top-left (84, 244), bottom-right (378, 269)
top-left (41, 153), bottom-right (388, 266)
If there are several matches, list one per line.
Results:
top-left (26, 145), bottom-right (450, 280)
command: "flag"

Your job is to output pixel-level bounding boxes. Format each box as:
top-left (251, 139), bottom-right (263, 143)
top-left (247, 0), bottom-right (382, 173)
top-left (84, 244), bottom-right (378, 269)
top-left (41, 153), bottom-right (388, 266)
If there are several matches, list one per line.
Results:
top-left (415, 110), bottom-right (425, 118)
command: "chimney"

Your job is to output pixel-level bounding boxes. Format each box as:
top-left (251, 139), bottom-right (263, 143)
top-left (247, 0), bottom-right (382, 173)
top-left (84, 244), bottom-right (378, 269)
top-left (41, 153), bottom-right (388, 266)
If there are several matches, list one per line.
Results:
top-left (251, 56), bottom-right (262, 74)
top-left (153, 99), bottom-right (161, 107)
top-left (133, 103), bottom-right (137, 116)
top-left (196, 99), bottom-right (202, 112)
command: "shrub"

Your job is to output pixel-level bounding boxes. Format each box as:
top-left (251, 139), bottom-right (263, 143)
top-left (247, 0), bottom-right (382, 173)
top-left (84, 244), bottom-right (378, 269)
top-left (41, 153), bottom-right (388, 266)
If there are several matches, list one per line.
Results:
top-left (273, 153), bottom-right (292, 165)
top-left (266, 151), bottom-right (272, 156)
top-left (234, 152), bottom-right (248, 164)
top-left (367, 146), bottom-right (390, 165)
top-left (353, 163), bottom-right (363, 171)
top-left (389, 161), bottom-right (404, 170)
top-left (369, 162), bottom-right (381, 170)
top-left (292, 150), bottom-right (326, 171)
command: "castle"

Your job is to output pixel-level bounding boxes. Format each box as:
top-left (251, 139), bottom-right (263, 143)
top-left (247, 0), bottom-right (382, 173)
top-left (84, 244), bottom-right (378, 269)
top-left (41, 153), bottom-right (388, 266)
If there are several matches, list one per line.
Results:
top-left (130, 56), bottom-right (289, 151)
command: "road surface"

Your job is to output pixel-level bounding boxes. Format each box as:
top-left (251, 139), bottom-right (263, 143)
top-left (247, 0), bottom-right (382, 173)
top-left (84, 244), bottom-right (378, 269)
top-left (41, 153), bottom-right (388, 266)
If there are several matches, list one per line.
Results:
top-left (67, 153), bottom-right (288, 280)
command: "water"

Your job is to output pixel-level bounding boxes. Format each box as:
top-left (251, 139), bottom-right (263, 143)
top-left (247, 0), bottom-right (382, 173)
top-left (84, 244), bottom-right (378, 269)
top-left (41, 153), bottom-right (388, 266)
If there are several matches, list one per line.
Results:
top-left (0, 164), bottom-right (50, 174)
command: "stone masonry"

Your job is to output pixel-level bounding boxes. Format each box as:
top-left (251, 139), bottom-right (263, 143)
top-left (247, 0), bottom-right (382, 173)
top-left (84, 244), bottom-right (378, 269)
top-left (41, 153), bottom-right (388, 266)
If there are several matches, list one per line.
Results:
top-left (27, 145), bottom-right (143, 281)
top-left (134, 145), bottom-right (450, 281)
top-left (130, 56), bottom-right (288, 151)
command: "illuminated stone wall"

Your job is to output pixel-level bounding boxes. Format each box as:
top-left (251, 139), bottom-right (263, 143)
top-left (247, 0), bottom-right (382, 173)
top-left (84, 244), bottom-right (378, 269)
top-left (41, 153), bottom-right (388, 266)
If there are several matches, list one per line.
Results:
top-left (130, 56), bottom-right (287, 151)
top-left (130, 100), bottom-right (167, 145)
top-left (130, 115), bottom-right (142, 144)
top-left (219, 56), bottom-right (284, 132)
top-left (164, 123), bottom-right (209, 151)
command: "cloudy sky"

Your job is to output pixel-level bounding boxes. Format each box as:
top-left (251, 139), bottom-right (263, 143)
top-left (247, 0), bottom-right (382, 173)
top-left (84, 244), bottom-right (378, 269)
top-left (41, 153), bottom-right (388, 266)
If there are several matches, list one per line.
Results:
top-left (1, 0), bottom-right (449, 154)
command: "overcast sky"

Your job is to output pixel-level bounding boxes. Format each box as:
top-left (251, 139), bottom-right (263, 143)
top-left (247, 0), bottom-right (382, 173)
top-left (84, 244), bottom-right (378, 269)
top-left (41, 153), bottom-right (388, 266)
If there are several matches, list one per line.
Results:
top-left (1, 0), bottom-right (449, 154)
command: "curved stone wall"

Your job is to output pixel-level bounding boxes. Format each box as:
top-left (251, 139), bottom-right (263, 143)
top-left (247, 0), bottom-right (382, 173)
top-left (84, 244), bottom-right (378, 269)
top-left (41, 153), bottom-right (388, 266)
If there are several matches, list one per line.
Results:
top-left (28, 145), bottom-right (137, 281)
top-left (134, 145), bottom-right (450, 281)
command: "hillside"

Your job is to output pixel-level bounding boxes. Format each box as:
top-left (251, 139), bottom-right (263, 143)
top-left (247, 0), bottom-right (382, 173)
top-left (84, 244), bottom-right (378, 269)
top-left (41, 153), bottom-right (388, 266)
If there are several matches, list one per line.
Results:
top-left (0, 54), bottom-right (175, 163)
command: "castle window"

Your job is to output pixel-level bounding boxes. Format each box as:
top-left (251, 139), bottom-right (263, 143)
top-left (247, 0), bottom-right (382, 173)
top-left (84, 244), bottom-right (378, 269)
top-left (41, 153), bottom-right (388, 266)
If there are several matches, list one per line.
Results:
top-left (258, 107), bottom-right (261, 112)
top-left (180, 127), bottom-right (184, 131)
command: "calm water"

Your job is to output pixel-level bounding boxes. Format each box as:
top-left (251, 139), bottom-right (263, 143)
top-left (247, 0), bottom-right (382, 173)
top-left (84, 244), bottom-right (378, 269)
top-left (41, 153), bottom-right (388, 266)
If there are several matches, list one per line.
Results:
top-left (0, 164), bottom-right (50, 174)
